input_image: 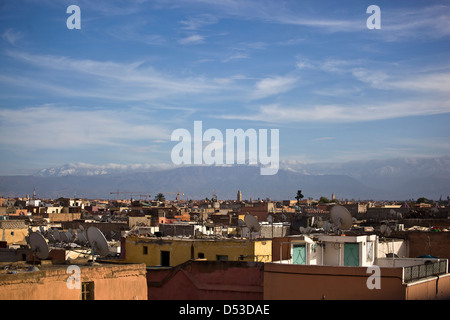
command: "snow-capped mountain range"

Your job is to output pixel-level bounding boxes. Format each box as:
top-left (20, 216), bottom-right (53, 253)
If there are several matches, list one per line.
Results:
top-left (0, 156), bottom-right (448, 201)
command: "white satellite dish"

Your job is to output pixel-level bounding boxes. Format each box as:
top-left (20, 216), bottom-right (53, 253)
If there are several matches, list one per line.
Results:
top-left (29, 232), bottom-right (49, 260)
top-left (87, 227), bottom-right (110, 257)
top-left (330, 205), bottom-right (353, 231)
top-left (244, 214), bottom-right (261, 233)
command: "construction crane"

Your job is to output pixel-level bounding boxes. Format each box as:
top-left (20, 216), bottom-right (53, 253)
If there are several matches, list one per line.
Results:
top-left (110, 190), bottom-right (151, 201)
top-left (157, 191), bottom-right (184, 201)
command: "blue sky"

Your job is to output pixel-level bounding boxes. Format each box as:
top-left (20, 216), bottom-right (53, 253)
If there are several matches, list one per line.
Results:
top-left (0, 0), bottom-right (449, 175)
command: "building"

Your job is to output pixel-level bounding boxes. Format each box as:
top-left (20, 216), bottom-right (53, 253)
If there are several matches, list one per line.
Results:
top-left (0, 262), bottom-right (147, 300)
top-left (264, 233), bottom-right (450, 300)
top-left (240, 202), bottom-right (275, 222)
top-left (122, 235), bottom-right (272, 267)
top-left (0, 220), bottom-right (28, 246)
top-left (264, 260), bottom-right (450, 300)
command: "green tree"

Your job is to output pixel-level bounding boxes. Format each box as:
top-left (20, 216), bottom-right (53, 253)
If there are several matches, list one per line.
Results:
top-left (155, 193), bottom-right (166, 202)
top-left (319, 196), bottom-right (331, 204)
top-left (416, 197), bottom-right (431, 204)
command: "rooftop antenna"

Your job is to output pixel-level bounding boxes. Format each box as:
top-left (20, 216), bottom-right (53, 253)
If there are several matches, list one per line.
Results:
top-left (29, 232), bottom-right (49, 261)
top-left (86, 226), bottom-right (110, 265)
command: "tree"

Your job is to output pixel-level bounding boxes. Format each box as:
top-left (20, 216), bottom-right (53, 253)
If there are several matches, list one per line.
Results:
top-left (319, 196), bottom-right (331, 204)
top-left (155, 193), bottom-right (166, 202)
top-left (416, 197), bottom-right (431, 204)
top-left (295, 190), bottom-right (304, 204)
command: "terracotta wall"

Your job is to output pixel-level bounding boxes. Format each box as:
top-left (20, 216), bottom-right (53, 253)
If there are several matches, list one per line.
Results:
top-left (405, 274), bottom-right (450, 300)
top-left (264, 263), bottom-right (407, 300)
top-left (147, 260), bottom-right (264, 300)
top-left (0, 263), bottom-right (147, 300)
top-left (406, 231), bottom-right (450, 260)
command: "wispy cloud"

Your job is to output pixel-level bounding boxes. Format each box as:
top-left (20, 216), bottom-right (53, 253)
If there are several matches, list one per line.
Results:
top-left (178, 34), bottom-right (205, 44)
top-left (379, 4), bottom-right (450, 41)
top-left (2, 50), bottom-right (222, 101)
top-left (166, 0), bottom-right (360, 32)
top-left (1, 29), bottom-right (23, 45)
top-left (312, 137), bottom-right (335, 142)
top-left (215, 98), bottom-right (450, 123)
top-left (179, 14), bottom-right (219, 30)
top-left (0, 105), bottom-right (171, 150)
top-left (252, 76), bottom-right (298, 99)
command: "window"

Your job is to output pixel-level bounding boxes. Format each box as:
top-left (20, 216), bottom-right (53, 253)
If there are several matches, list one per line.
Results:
top-left (161, 250), bottom-right (170, 266)
top-left (81, 282), bottom-right (95, 300)
top-left (216, 255), bottom-right (228, 261)
top-left (143, 246), bottom-right (148, 255)
top-left (344, 243), bottom-right (360, 267)
top-left (366, 241), bottom-right (374, 262)
top-left (292, 244), bottom-right (306, 265)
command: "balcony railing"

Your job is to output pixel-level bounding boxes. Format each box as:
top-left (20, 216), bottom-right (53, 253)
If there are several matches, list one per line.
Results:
top-left (403, 260), bottom-right (448, 283)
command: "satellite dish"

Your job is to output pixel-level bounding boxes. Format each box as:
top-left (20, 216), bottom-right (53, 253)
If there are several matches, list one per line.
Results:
top-left (299, 226), bottom-right (311, 234)
top-left (87, 227), bottom-right (109, 256)
top-left (244, 214), bottom-right (261, 233)
top-left (330, 205), bottom-right (353, 231)
top-left (65, 231), bottom-right (75, 242)
top-left (322, 221), bottom-right (332, 233)
top-left (76, 228), bottom-right (88, 245)
top-left (46, 232), bottom-right (56, 243)
top-left (60, 232), bottom-right (69, 243)
top-left (380, 224), bottom-right (392, 237)
top-left (29, 232), bottom-right (49, 260)
top-left (53, 229), bottom-right (61, 242)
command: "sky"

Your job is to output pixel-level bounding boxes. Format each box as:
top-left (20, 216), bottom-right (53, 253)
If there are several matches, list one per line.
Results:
top-left (0, 0), bottom-right (449, 175)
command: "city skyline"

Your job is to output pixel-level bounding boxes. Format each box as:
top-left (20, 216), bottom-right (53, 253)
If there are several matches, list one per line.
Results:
top-left (1, 0), bottom-right (450, 175)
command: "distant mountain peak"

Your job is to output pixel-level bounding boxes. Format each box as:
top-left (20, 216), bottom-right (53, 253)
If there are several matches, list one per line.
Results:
top-left (34, 162), bottom-right (173, 177)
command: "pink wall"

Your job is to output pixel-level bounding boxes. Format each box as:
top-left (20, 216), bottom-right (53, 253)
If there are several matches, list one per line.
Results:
top-left (147, 260), bottom-right (264, 300)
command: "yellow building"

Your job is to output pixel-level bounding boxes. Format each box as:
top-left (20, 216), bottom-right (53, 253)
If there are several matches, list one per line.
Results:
top-left (0, 220), bottom-right (28, 245)
top-left (123, 235), bottom-right (272, 267)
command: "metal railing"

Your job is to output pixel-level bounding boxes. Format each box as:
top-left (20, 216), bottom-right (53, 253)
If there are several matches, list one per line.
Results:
top-left (403, 260), bottom-right (448, 283)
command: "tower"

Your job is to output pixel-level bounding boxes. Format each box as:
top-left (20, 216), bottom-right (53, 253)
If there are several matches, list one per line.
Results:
top-left (237, 190), bottom-right (242, 203)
